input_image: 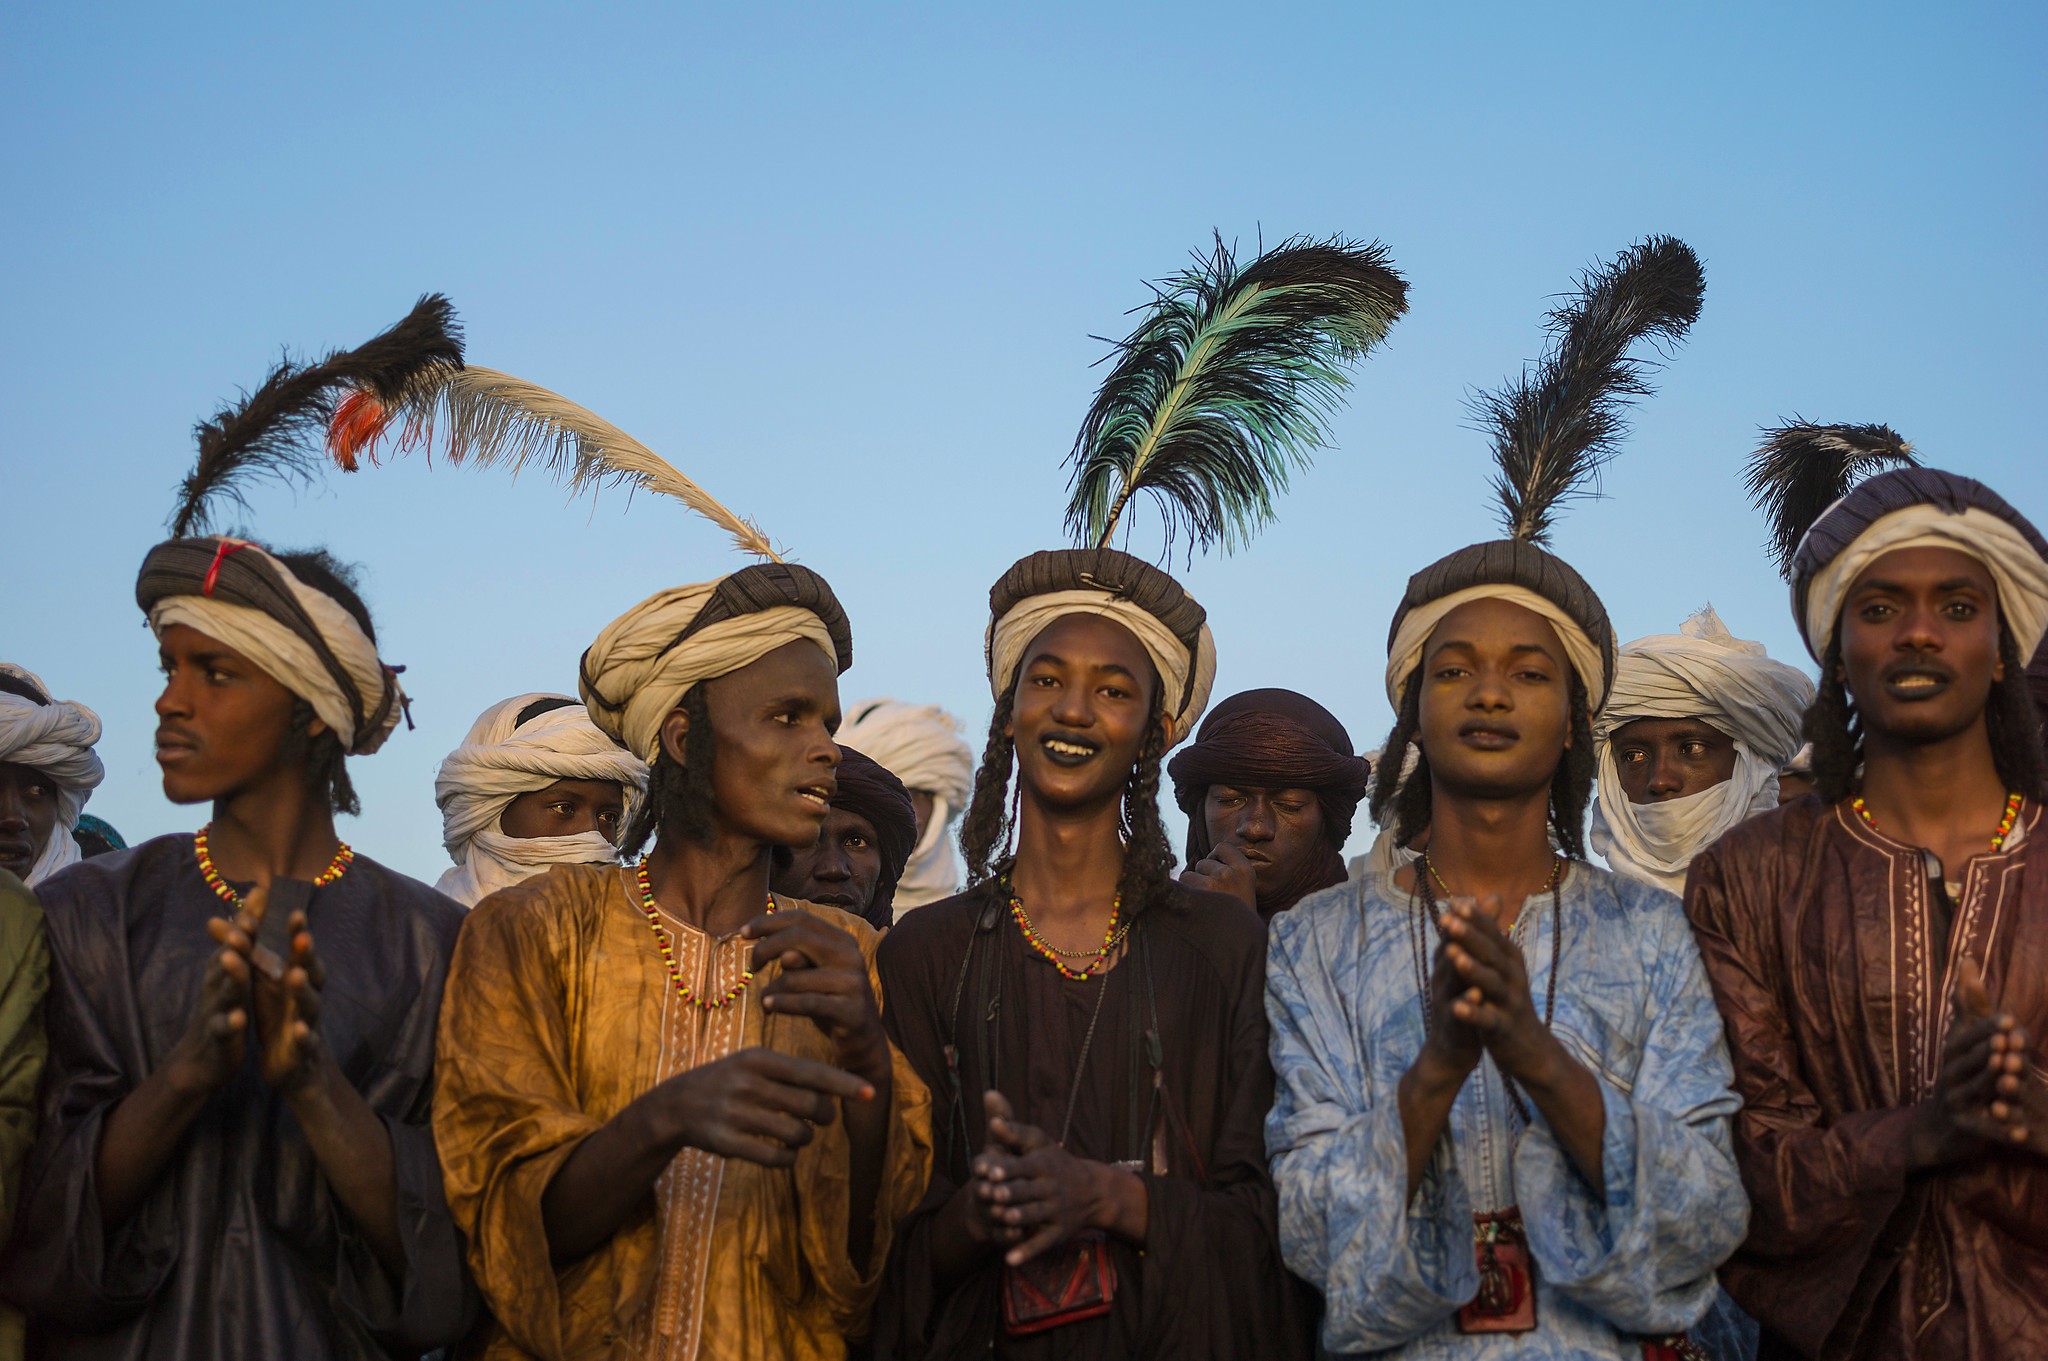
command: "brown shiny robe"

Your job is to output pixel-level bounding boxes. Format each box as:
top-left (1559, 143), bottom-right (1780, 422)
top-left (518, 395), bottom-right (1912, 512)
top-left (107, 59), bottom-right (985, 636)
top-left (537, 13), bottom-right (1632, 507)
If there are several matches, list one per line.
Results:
top-left (1684, 796), bottom-right (2048, 1360)
top-left (871, 881), bottom-right (1316, 1361)
top-left (432, 862), bottom-right (933, 1361)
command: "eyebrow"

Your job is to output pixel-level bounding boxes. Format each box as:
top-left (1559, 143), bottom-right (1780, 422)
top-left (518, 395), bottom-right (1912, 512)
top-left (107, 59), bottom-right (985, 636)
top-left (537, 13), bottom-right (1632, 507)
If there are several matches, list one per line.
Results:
top-left (1428, 640), bottom-right (1558, 661)
top-left (1025, 652), bottom-right (1141, 682)
top-left (1856, 577), bottom-right (1990, 595)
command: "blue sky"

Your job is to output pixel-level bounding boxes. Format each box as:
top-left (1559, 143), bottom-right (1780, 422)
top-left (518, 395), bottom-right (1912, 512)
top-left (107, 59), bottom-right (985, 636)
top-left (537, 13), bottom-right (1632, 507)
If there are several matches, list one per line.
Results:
top-left (5, 2), bottom-right (2043, 878)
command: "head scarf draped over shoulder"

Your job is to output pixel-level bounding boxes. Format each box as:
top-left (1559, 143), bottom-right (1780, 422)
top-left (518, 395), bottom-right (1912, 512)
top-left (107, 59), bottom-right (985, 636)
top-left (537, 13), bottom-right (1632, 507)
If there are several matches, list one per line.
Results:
top-left (1384, 538), bottom-right (1617, 713)
top-left (824, 745), bottom-right (918, 929)
top-left (1589, 607), bottom-right (1816, 895)
top-left (836, 698), bottom-right (973, 912)
top-left (580, 562), bottom-right (853, 764)
top-left (0, 663), bottom-right (105, 886)
top-left (985, 548), bottom-right (1216, 748)
top-left (1168, 687), bottom-right (1371, 915)
top-left (136, 536), bottom-right (407, 755)
top-left (1792, 467), bottom-right (2048, 663)
top-left (432, 693), bottom-right (651, 908)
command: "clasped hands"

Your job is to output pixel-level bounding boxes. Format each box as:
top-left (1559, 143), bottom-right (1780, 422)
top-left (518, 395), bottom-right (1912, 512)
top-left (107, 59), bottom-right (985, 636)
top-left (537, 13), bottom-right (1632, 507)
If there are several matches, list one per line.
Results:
top-left (173, 883), bottom-right (331, 1099)
top-left (1914, 957), bottom-right (2047, 1166)
top-left (959, 1090), bottom-right (1140, 1267)
top-left (1418, 894), bottom-right (1567, 1092)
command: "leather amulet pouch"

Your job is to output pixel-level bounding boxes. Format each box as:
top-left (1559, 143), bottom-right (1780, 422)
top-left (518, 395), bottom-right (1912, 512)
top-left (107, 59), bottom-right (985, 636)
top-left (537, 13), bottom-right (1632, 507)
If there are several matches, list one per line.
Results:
top-left (1000, 1228), bottom-right (1117, 1335)
top-left (1457, 1208), bottom-right (1536, 1334)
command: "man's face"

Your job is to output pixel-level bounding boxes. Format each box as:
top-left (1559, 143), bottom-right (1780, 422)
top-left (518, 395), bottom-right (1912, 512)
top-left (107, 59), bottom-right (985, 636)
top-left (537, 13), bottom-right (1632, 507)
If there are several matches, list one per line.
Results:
top-left (153, 623), bottom-right (305, 806)
top-left (1008, 613), bottom-right (1160, 812)
top-left (663, 640), bottom-right (841, 849)
top-left (1838, 545), bottom-right (2003, 748)
top-left (1416, 597), bottom-right (1573, 802)
top-left (1610, 717), bottom-right (1738, 804)
top-left (0, 762), bottom-right (59, 881)
top-left (499, 778), bottom-right (627, 843)
top-left (1202, 784), bottom-right (1324, 898)
top-left (771, 805), bottom-right (884, 915)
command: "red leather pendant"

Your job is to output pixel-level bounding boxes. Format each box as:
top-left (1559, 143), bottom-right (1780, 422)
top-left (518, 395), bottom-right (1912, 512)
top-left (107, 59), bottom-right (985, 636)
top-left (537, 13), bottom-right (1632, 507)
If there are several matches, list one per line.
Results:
top-left (1458, 1208), bottom-right (1537, 1334)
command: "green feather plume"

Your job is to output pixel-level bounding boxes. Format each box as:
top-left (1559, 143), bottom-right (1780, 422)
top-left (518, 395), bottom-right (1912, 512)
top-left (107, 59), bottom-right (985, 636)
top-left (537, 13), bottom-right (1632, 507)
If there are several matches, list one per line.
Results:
top-left (1064, 234), bottom-right (1408, 553)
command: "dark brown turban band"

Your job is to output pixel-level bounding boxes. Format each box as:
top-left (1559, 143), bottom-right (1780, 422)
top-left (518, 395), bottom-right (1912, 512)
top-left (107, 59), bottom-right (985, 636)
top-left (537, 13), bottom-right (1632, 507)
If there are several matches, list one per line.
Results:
top-left (829, 745), bottom-right (918, 930)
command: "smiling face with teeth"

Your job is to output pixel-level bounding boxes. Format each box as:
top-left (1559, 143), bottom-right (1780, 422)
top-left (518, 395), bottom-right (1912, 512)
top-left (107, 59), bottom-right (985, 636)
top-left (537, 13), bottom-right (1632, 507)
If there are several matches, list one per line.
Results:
top-left (657, 639), bottom-right (844, 851)
top-left (1839, 544), bottom-right (2004, 749)
top-left (1007, 613), bottom-right (1162, 812)
top-left (1415, 597), bottom-right (1575, 804)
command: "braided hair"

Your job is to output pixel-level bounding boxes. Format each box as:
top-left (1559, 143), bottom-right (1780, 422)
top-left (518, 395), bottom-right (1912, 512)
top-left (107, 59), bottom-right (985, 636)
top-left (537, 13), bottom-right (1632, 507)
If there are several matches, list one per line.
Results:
top-left (271, 549), bottom-right (373, 816)
top-left (621, 685), bottom-right (718, 857)
top-left (1368, 668), bottom-right (1595, 860)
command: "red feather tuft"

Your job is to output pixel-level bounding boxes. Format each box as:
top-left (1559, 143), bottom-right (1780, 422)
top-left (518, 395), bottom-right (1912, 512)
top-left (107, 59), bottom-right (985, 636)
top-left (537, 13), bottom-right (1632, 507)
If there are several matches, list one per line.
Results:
top-left (327, 391), bottom-right (393, 471)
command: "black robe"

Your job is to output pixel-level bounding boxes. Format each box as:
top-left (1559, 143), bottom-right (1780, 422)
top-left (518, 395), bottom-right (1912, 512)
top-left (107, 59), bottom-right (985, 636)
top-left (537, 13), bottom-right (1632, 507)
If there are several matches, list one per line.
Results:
top-left (0, 834), bottom-right (476, 1359)
top-left (872, 880), bottom-right (1313, 1360)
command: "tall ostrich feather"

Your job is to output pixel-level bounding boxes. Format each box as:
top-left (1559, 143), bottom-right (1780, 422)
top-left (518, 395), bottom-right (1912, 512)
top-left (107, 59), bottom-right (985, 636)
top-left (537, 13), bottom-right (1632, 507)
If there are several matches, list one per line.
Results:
top-left (1064, 233), bottom-right (1408, 554)
top-left (328, 366), bottom-right (779, 561)
top-left (1476, 236), bottom-right (1705, 545)
top-left (170, 295), bottom-right (462, 538)
top-left (1745, 420), bottom-right (1918, 578)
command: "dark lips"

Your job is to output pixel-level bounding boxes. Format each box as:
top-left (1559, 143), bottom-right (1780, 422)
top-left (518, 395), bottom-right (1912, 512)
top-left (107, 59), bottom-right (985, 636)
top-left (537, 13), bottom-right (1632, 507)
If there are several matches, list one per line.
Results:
top-left (1038, 731), bottom-right (1101, 768)
top-left (1882, 667), bottom-right (1953, 702)
top-left (1457, 722), bottom-right (1519, 751)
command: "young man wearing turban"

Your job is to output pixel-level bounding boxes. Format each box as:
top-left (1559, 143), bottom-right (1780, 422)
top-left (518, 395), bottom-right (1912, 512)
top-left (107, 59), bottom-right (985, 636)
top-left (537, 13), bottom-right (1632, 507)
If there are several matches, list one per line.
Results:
top-left (1590, 607), bottom-right (1814, 896)
top-left (1168, 688), bottom-right (1372, 920)
top-left (772, 746), bottom-right (918, 932)
top-left (0, 665), bottom-right (106, 888)
top-left (874, 548), bottom-right (1314, 1360)
top-left (432, 692), bottom-right (649, 908)
top-left (834, 699), bottom-right (974, 916)
top-left (0, 538), bottom-right (476, 1359)
top-left (1685, 468), bottom-right (2048, 1359)
top-left (433, 563), bottom-right (932, 1361)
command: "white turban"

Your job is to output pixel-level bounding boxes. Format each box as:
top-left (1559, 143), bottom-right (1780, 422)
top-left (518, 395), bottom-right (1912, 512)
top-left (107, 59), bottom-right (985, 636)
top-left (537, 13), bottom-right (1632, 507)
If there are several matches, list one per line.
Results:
top-left (837, 698), bottom-right (974, 913)
top-left (1800, 504), bottom-right (2048, 663)
top-left (1385, 584), bottom-right (1615, 713)
top-left (986, 591), bottom-right (1217, 748)
top-left (145, 540), bottom-right (407, 755)
top-left (0, 664), bottom-right (105, 886)
top-left (433, 693), bottom-right (650, 908)
top-left (1590, 607), bottom-right (1816, 896)
top-left (580, 581), bottom-right (839, 764)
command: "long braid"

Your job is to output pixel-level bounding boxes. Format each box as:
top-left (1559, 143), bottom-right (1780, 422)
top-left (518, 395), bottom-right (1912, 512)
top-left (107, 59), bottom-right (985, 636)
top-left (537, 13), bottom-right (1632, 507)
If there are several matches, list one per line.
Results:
top-left (1804, 634), bottom-right (1863, 805)
top-left (621, 686), bottom-right (717, 857)
top-left (1550, 674), bottom-right (1595, 859)
top-left (1116, 690), bottom-right (1175, 915)
top-left (961, 684), bottom-right (1018, 886)
top-left (1370, 672), bottom-right (1433, 847)
top-left (285, 697), bottom-right (357, 816)
top-left (1989, 625), bottom-right (2048, 803)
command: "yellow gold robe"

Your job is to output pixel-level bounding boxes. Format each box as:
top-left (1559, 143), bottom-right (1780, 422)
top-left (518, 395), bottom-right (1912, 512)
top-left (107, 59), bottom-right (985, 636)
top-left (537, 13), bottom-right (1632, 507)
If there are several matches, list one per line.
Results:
top-left (434, 862), bottom-right (932, 1361)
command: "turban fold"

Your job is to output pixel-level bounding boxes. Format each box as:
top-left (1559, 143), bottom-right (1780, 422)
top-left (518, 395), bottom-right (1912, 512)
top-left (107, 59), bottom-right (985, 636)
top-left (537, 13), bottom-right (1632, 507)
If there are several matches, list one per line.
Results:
top-left (0, 664), bottom-right (104, 886)
top-left (825, 746), bottom-right (918, 930)
top-left (1168, 688), bottom-right (1371, 916)
top-left (136, 537), bottom-right (406, 755)
top-left (837, 698), bottom-right (973, 913)
top-left (580, 563), bottom-right (852, 764)
top-left (1385, 539), bottom-right (1616, 713)
top-left (985, 548), bottom-right (1216, 747)
top-left (1590, 607), bottom-right (1817, 896)
top-left (433, 693), bottom-right (650, 908)
top-left (1793, 467), bottom-right (2048, 663)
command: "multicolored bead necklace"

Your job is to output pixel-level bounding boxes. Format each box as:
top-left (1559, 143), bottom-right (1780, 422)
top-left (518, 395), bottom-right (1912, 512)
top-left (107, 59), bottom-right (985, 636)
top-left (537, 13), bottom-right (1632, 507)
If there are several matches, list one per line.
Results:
top-left (1007, 882), bottom-right (1127, 980)
top-left (634, 858), bottom-right (776, 1010)
top-left (194, 823), bottom-right (354, 907)
top-left (1851, 791), bottom-right (2024, 853)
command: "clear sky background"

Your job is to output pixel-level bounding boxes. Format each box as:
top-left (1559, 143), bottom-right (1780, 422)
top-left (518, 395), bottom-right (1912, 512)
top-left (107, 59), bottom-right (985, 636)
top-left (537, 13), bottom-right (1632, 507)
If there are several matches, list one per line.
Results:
top-left (5, 2), bottom-right (2044, 882)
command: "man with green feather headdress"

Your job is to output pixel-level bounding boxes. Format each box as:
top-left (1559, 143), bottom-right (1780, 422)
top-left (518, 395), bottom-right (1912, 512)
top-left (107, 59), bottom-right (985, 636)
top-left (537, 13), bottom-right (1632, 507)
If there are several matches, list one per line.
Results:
top-left (872, 233), bottom-right (1405, 1360)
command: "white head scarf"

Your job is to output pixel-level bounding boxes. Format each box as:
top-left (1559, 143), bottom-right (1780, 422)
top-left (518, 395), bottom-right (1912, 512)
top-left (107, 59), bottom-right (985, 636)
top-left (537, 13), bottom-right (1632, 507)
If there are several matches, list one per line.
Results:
top-left (1590, 607), bottom-right (1816, 895)
top-left (986, 591), bottom-right (1217, 748)
top-left (836, 698), bottom-right (974, 913)
top-left (0, 663), bottom-right (106, 886)
top-left (1385, 583), bottom-right (1614, 713)
top-left (433, 693), bottom-right (650, 908)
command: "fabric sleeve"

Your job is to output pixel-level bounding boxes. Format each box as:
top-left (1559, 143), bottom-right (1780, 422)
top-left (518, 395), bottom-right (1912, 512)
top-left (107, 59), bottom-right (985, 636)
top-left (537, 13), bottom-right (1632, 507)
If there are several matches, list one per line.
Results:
top-left (432, 897), bottom-right (614, 1360)
top-left (1682, 841), bottom-right (1914, 1354)
top-left (1512, 894), bottom-right (1749, 1336)
top-left (788, 927), bottom-right (934, 1338)
top-left (1264, 906), bottom-right (1477, 1353)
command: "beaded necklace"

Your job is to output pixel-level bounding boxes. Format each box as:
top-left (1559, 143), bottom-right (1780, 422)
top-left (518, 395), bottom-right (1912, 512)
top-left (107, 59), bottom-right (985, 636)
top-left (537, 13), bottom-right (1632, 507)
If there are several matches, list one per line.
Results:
top-left (194, 823), bottom-right (354, 907)
top-left (1007, 879), bottom-right (1127, 980)
top-left (1851, 791), bottom-right (2023, 853)
top-left (633, 858), bottom-right (776, 1010)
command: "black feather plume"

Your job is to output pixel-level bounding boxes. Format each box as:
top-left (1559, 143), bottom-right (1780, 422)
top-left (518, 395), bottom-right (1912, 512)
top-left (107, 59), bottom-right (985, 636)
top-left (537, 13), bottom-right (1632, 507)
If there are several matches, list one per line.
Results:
top-left (169, 294), bottom-right (463, 538)
top-left (1745, 420), bottom-right (1918, 578)
top-left (1477, 236), bottom-right (1705, 544)
top-left (1064, 233), bottom-right (1408, 554)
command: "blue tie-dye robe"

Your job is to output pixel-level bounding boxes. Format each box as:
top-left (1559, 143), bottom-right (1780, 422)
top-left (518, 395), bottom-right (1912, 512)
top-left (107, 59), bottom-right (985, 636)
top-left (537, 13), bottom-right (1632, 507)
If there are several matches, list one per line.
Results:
top-left (1265, 863), bottom-right (1749, 1358)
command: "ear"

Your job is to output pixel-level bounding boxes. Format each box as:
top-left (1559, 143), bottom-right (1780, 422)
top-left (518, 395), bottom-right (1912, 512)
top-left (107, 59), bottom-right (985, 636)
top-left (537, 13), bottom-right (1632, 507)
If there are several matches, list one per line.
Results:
top-left (305, 714), bottom-right (330, 739)
top-left (659, 704), bottom-right (691, 766)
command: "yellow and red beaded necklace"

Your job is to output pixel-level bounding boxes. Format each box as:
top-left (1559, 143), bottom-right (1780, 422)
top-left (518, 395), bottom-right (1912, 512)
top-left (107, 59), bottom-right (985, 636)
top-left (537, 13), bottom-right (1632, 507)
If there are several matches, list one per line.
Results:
top-left (633, 857), bottom-right (776, 1010)
top-left (1850, 791), bottom-right (2024, 853)
top-left (193, 823), bottom-right (354, 907)
top-left (1006, 881), bottom-right (1127, 981)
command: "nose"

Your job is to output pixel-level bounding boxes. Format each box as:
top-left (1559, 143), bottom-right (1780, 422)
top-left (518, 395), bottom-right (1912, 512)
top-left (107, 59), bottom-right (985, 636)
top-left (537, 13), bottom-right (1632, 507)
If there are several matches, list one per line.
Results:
top-left (1048, 682), bottom-right (1094, 728)
top-left (1467, 665), bottom-right (1512, 712)
top-left (1645, 750), bottom-right (1685, 798)
top-left (1892, 600), bottom-right (1945, 653)
top-left (0, 786), bottom-right (25, 833)
top-left (1237, 796), bottom-right (1275, 843)
top-left (155, 672), bottom-right (191, 721)
top-left (814, 843), bottom-right (852, 881)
